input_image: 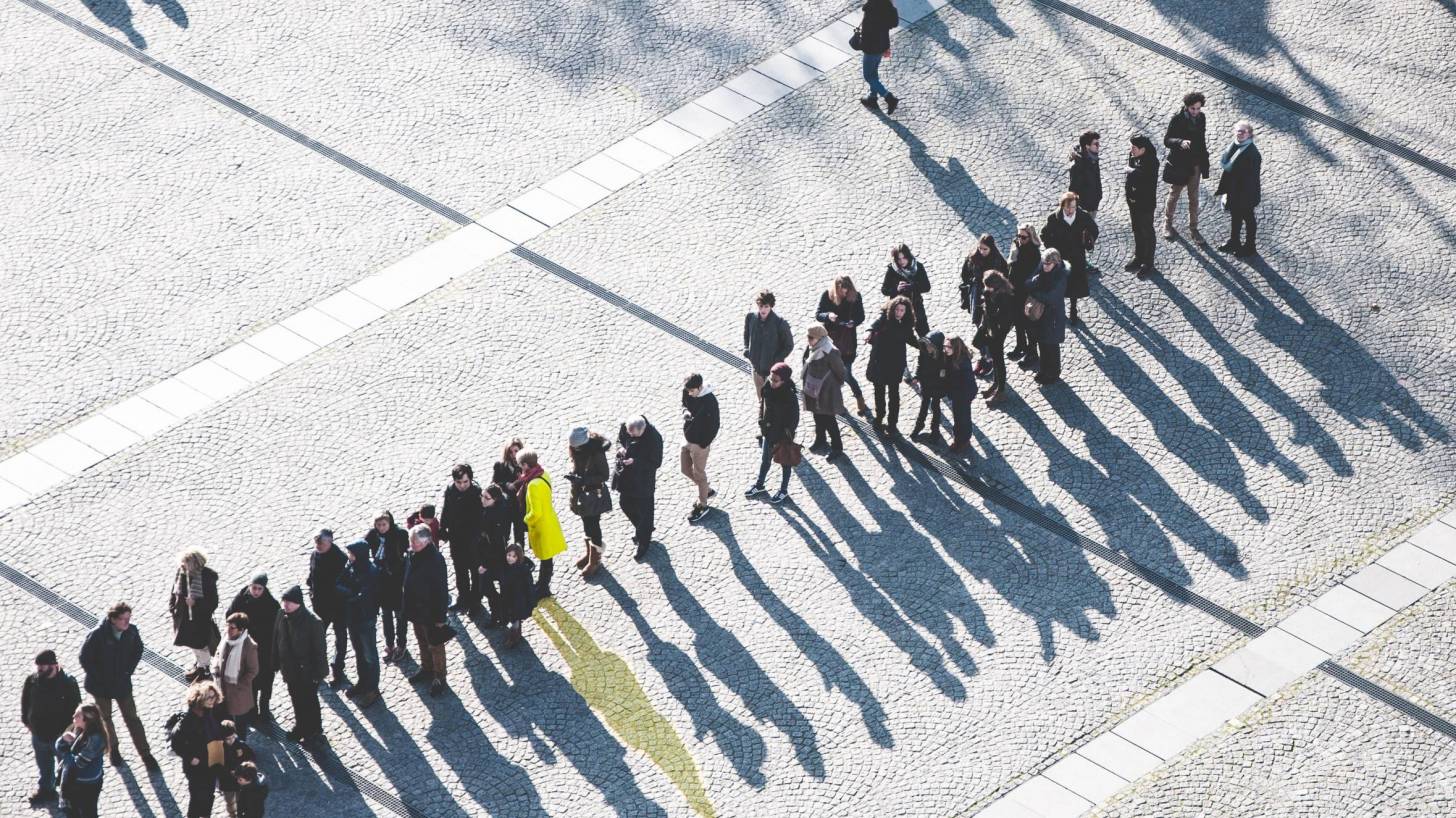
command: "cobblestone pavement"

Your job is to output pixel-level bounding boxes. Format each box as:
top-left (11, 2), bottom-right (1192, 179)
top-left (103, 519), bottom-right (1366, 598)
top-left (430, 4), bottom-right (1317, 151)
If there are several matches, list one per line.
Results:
top-left (6, 0), bottom-right (1456, 815)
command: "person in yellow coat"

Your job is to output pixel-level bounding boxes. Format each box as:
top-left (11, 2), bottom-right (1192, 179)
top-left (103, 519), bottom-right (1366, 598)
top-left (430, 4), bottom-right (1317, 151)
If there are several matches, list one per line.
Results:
top-left (515, 448), bottom-right (567, 599)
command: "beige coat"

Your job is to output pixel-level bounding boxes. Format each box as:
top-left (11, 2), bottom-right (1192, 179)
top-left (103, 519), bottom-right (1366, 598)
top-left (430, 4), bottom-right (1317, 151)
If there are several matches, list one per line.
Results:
top-left (213, 635), bottom-right (259, 717)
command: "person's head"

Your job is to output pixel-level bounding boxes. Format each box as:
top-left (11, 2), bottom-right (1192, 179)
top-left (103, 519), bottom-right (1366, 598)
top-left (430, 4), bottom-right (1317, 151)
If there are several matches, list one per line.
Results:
top-left (1059, 191), bottom-right (1079, 216)
top-left (624, 416), bottom-right (647, 438)
top-left (186, 680), bottom-right (221, 713)
top-left (225, 612), bottom-right (249, 639)
top-left (806, 324), bottom-right (828, 347)
top-left (1041, 247), bottom-right (1063, 269)
top-left (346, 539), bottom-right (371, 564)
top-left (177, 548), bottom-right (207, 573)
top-left (517, 448), bottom-right (539, 470)
top-left (281, 585), bottom-right (303, 613)
top-left (831, 275), bottom-right (859, 305)
top-left (1014, 222), bottom-right (1038, 247)
top-left (974, 233), bottom-right (997, 258)
top-left (769, 362), bottom-right (792, 389)
top-left (409, 523), bottom-right (433, 552)
top-left (684, 373), bottom-right (703, 397)
top-left (1182, 90), bottom-right (1205, 115)
top-left (887, 294), bottom-right (912, 322)
top-left (1129, 134), bottom-right (1154, 158)
top-left (945, 335), bottom-right (969, 364)
top-left (34, 649), bottom-right (59, 678)
top-left (924, 330), bottom-right (945, 354)
top-left (451, 463), bottom-right (474, 490)
top-left (314, 529), bottom-right (334, 552)
top-left (235, 761), bottom-right (259, 787)
top-left (984, 269), bottom-right (1011, 295)
top-left (892, 243), bottom-right (913, 268)
top-left (755, 289), bottom-right (776, 319)
top-left (248, 571), bottom-right (268, 598)
top-left (373, 511), bottom-right (395, 535)
top-left (1234, 120), bottom-right (1254, 143)
top-left (1079, 130), bottom-right (1101, 155)
top-left (220, 720), bottom-right (237, 743)
top-left (568, 426), bottom-right (590, 450)
top-left (501, 438), bottom-right (524, 465)
top-left (107, 602), bottom-right (133, 632)
top-left (482, 484), bottom-right (503, 508)
top-left (73, 704), bottom-right (107, 742)
top-left (505, 543), bottom-right (524, 565)
top-left (417, 504), bottom-right (436, 520)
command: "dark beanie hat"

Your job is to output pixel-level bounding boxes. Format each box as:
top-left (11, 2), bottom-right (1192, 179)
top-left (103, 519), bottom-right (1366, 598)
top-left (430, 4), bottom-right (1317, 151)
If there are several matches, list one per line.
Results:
top-left (35, 649), bottom-right (57, 666)
top-left (251, 571), bottom-right (269, 588)
top-left (281, 585), bottom-right (305, 605)
top-left (1129, 134), bottom-right (1155, 152)
top-left (770, 362), bottom-right (792, 381)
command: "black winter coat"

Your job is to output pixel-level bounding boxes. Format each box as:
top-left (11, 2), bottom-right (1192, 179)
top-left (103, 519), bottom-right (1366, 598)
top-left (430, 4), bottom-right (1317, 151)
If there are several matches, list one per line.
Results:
top-left (1163, 109), bottom-right (1210, 183)
top-left (335, 542), bottom-right (380, 626)
top-left (881, 261), bottom-right (931, 336)
top-left (816, 290), bottom-right (866, 362)
top-left (478, 492), bottom-right (512, 575)
top-left (401, 543), bottom-right (448, 626)
top-left (168, 707), bottom-right (223, 778)
top-left (946, 357), bottom-right (977, 405)
top-left (273, 606), bottom-right (326, 685)
top-left (914, 342), bottom-right (949, 399)
top-left (226, 587), bottom-right (280, 673)
top-left (307, 544), bottom-right (348, 623)
top-left (440, 482), bottom-right (484, 559)
top-left (22, 671), bottom-right (81, 739)
top-left (743, 311), bottom-right (794, 377)
top-left (1008, 241), bottom-right (1042, 291)
top-left (79, 619), bottom-right (143, 699)
top-left (616, 421), bottom-right (664, 497)
top-left (864, 312), bottom-right (919, 384)
top-left (758, 380), bottom-right (800, 444)
top-left (1068, 146), bottom-right (1103, 212)
top-left (492, 460), bottom-right (527, 535)
top-left (171, 566), bottom-right (221, 650)
top-left (366, 524), bottom-right (410, 609)
top-left (498, 556), bottom-right (536, 623)
top-left (1041, 208), bottom-right (1099, 300)
top-left (1215, 141), bottom-right (1262, 211)
top-left (960, 249), bottom-right (1008, 322)
top-left (568, 436), bottom-right (612, 504)
top-left (681, 389), bottom-right (720, 447)
top-left (1125, 151), bottom-right (1159, 213)
top-left (859, 0), bottom-right (899, 54)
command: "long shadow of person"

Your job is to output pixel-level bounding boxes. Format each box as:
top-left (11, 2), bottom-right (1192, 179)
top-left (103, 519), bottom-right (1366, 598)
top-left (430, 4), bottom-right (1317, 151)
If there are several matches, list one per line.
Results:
top-left (885, 119), bottom-right (1018, 238)
top-left (644, 548), bottom-right (828, 779)
top-left (142, 0), bottom-right (188, 28)
top-left (598, 572), bottom-right (770, 788)
top-left (80, 0), bottom-right (147, 48)
top-left (110, 761), bottom-right (179, 818)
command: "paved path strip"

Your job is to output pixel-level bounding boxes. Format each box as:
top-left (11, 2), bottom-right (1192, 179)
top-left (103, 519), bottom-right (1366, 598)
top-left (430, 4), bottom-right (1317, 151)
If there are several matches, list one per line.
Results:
top-left (971, 514), bottom-right (1456, 818)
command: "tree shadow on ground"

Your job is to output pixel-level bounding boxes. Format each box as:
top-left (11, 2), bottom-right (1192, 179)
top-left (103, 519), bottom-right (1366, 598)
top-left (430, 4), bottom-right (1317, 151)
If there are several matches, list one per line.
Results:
top-left (599, 572), bottom-right (770, 788)
top-left (645, 547), bottom-right (827, 779)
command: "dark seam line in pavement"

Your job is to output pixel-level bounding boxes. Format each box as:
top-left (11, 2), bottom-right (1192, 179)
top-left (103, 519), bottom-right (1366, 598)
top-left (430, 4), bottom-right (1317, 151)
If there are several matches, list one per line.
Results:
top-left (1025, 0), bottom-right (1456, 183)
top-left (510, 246), bottom-right (1456, 745)
top-left (14, 0), bottom-right (477, 226)
top-left (0, 558), bottom-right (428, 818)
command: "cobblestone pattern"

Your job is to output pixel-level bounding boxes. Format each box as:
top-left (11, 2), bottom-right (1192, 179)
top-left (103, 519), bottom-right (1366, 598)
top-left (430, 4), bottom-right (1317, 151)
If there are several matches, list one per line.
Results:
top-left (1059, 0), bottom-right (1456, 158)
top-left (35, 0), bottom-right (854, 219)
top-left (1343, 578), bottom-right (1456, 721)
top-left (0, 250), bottom-right (1244, 816)
top-left (1094, 668), bottom-right (1456, 817)
top-left (0, 2), bottom-right (443, 450)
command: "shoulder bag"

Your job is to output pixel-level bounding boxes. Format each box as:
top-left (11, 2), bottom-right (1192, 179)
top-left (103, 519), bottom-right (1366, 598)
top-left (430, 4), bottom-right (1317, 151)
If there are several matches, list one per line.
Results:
top-left (772, 440), bottom-right (803, 467)
top-left (849, 26), bottom-right (863, 51)
top-left (1023, 297), bottom-right (1046, 322)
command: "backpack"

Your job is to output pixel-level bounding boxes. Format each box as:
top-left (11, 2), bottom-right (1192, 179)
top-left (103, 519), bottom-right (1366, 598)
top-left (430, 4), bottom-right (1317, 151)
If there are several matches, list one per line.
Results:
top-left (165, 711), bottom-right (190, 758)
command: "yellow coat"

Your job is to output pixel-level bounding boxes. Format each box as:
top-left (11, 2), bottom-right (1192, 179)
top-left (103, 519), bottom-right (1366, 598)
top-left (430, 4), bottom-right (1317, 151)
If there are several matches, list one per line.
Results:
top-left (523, 472), bottom-right (568, 561)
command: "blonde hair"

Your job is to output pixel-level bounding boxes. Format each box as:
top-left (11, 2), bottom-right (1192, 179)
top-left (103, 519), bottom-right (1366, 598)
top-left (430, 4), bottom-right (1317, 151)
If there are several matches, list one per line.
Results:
top-left (1058, 191), bottom-right (1079, 209)
top-left (185, 680), bottom-right (222, 710)
top-left (177, 548), bottom-right (207, 572)
top-left (829, 275), bottom-right (858, 305)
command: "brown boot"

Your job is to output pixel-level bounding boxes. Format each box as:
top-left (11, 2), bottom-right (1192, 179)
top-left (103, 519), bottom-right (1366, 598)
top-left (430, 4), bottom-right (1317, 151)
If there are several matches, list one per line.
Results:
top-left (574, 540), bottom-right (591, 571)
top-left (583, 544), bottom-right (603, 578)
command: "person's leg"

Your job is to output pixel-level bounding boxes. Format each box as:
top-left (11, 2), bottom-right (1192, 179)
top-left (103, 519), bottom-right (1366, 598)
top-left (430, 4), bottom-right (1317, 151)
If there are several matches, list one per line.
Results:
top-left (352, 617), bottom-right (379, 695)
top-left (755, 438), bottom-right (774, 487)
top-left (812, 412), bottom-right (827, 447)
top-left (256, 669), bottom-right (273, 714)
top-left (582, 515), bottom-right (603, 547)
top-left (872, 380), bottom-right (886, 422)
top-left (620, 497), bottom-right (640, 538)
top-left (951, 399), bottom-right (970, 447)
top-left (679, 444), bottom-right (694, 487)
top-left (1244, 209), bottom-right (1257, 251)
top-left (537, 558), bottom-right (555, 597)
top-left (380, 605), bottom-right (397, 656)
top-left (886, 383), bottom-right (901, 430)
top-left (1186, 174), bottom-right (1201, 231)
top-left (826, 414), bottom-right (842, 451)
top-left (449, 552), bottom-right (470, 608)
top-left (1043, 342), bottom-right (1063, 381)
top-left (75, 780), bottom-right (101, 818)
top-left (862, 53), bottom-right (889, 99)
top-left (991, 332), bottom-right (1008, 394)
top-left (753, 371), bottom-right (766, 398)
top-left (329, 619), bottom-right (348, 678)
top-left (843, 366), bottom-right (865, 403)
top-left (912, 395), bottom-right (930, 433)
top-left (186, 771), bottom-right (214, 817)
top-left (1164, 182), bottom-right (1185, 233)
top-left (115, 694), bottom-right (152, 757)
top-left (429, 640), bottom-right (447, 685)
top-left (777, 459), bottom-right (793, 494)
top-left (32, 733), bottom-right (56, 796)
top-left (190, 647), bottom-right (212, 671)
top-left (482, 574), bottom-right (504, 624)
top-left (411, 622), bottom-right (435, 678)
top-left (689, 444), bottom-right (711, 503)
top-left (640, 491), bottom-right (655, 543)
top-left (930, 397), bottom-right (945, 434)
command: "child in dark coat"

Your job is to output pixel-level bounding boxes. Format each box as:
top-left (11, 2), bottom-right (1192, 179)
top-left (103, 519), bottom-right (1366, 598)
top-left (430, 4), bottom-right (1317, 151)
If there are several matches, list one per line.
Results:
top-left (499, 544), bottom-right (536, 649)
top-left (234, 761), bottom-right (269, 818)
top-left (909, 330), bottom-right (948, 441)
top-left (477, 485), bottom-right (513, 628)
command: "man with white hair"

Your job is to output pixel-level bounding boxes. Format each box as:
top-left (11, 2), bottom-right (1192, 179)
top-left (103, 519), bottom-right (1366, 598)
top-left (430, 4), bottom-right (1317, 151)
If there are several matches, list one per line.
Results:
top-left (616, 414), bottom-right (664, 561)
top-left (1215, 120), bottom-right (1262, 257)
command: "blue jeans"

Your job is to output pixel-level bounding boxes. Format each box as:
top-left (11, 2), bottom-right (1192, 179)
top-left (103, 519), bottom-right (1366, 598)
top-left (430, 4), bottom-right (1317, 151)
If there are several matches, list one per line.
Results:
top-left (862, 53), bottom-right (891, 99)
top-left (327, 618), bottom-right (348, 675)
top-left (755, 438), bottom-right (793, 493)
top-left (349, 617), bottom-right (380, 694)
top-left (32, 733), bottom-right (56, 794)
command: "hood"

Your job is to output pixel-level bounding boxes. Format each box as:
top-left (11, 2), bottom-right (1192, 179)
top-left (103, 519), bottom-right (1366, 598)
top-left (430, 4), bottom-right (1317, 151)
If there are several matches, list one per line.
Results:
top-left (346, 539), bottom-right (371, 562)
top-left (698, 383), bottom-right (713, 396)
top-left (926, 330), bottom-right (945, 347)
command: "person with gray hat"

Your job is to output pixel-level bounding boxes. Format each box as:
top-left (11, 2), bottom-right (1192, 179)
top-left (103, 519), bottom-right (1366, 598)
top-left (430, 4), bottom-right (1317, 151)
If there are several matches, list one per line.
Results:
top-left (22, 648), bottom-right (81, 805)
top-left (566, 426), bottom-right (613, 577)
top-left (273, 585), bottom-right (326, 742)
top-left (226, 573), bottom-right (279, 718)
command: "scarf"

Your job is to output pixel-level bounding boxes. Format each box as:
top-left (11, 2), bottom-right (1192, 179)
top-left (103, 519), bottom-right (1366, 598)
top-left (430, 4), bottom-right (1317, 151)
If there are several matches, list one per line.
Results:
top-left (176, 567), bottom-right (204, 615)
top-left (516, 463), bottom-right (545, 506)
top-left (1221, 138), bottom-right (1253, 172)
top-left (220, 634), bottom-right (246, 684)
top-left (809, 335), bottom-right (836, 362)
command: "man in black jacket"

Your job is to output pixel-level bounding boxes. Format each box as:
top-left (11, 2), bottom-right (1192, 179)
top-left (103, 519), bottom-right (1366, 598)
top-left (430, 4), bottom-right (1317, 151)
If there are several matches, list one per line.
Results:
top-left (616, 415), bottom-right (664, 560)
top-left (78, 602), bottom-right (160, 772)
top-left (403, 524), bottom-right (450, 697)
top-left (681, 374), bottom-right (720, 523)
top-left (1125, 134), bottom-right (1160, 279)
top-left (439, 463), bottom-right (484, 615)
top-left (274, 585), bottom-right (327, 742)
top-left (1162, 90), bottom-right (1210, 244)
top-left (1068, 130), bottom-right (1103, 274)
top-left (1215, 120), bottom-right (1263, 257)
top-left (22, 649), bottom-right (81, 804)
top-left (306, 529), bottom-right (349, 688)
top-left (225, 573), bottom-right (279, 717)
top-left (743, 290), bottom-right (794, 399)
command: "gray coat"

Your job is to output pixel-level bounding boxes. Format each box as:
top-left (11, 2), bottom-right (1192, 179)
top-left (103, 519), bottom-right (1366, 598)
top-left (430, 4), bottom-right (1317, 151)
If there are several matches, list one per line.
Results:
top-left (743, 311), bottom-right (794, 376)
top-left (1025, 261), bottom-right (1069, 344)
top-left (801, 345), bottom-right (847, 416)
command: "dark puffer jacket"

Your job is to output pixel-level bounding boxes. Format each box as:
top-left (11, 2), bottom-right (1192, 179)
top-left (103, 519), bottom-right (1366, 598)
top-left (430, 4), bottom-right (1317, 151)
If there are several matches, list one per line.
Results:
top-left (616, 420), bottom-right (664, 498)
top-left (79, 618), bottom-right (144, 699)
top-left (226, 586), bottom-right (280, 675)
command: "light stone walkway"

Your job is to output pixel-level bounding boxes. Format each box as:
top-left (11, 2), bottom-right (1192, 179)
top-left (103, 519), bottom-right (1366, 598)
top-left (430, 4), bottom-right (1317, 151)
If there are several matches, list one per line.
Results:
top-left (5, 0), bottom-right (1456, 815)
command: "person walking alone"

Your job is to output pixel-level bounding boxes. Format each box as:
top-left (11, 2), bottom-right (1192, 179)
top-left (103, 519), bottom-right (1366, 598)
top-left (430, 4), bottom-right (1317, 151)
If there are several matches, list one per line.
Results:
top-left (1040, 192), bottom-right (1098, 325)
top-left (517, 448), bottom-right (567, 598)
top-left (865, 295), bottom-right (919, 436)
top-left (566, 427), bottom-right (613, 577)
top-left (170, 549), bottom-right (221, 682)
top-left (226, 574), bottom-right (278, 720)
top-left (54, 704), bottom-right (108, 818)
top-left (856, 0), bottom-right (900, 113)
top-left (402, 524), bottom-right (451, 698)
top-left (273, 585), bottom-right (326, 743)
top-left (802, 324), bottom-right (847, 461)
top-left (743, 290), bottom-right (794, 399)
top-left (617, 416), bottom-right (664, 561)
top-left (680, 374), bottom-right (720, 523)
top-left (745, 362), bottom-right (800, 504)
top-left (1215, 120), bottom-right (1262, 257)
top-left (22, 649), bottom-right (81, 806)
top-left (440, 464), bottom-right (485, 616)
top-left (336, 540), bottom-right (381, 707)
top-left (1163, 91), bottom-right (1210, 244)
top-left (1124, 134), bottom-right (1160, 278)
top-left (78, 602), bottom-right (159, 772)
top-left (306, 530), bottom-right (349, 689)
top-left (816, 275), bottom-right (869, 418)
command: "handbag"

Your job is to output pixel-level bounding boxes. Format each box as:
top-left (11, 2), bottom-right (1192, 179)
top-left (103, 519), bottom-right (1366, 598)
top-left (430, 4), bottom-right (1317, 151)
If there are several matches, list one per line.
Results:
top-left (772, 440), bottom-right (803, 467)
top-left (1023, 297), bottom-right (1045, 321)
top-left (849, 26), bottom-right (863, 51)
top-left (803, 370), bottom-right (825, 399)
top-left (570, 485), bottom-right (613, 517)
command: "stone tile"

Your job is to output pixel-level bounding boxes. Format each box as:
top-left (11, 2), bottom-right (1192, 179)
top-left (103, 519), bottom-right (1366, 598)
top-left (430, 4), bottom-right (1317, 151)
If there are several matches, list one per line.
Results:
top-left (663, 103), bottom-right (735, 140)
top-left (100, 396), bottom-right (179, 438)
top-left (782, 36), bottom-right (852, 72)
top-left (1213, 629), bottom-right (1329, 696)
top-left (811, 20), bottom-right (860, 55)
top-left (573, 153), bottom-right (642, 191)
top-left (602, 136), bottom-right (673, 174)
top-left (1143, 670), bottom-right (1263, 737)
top-left (0, 451), bottom-right (68, 495)
top-left (977, 797), bottom-right (1043, 818)
top-left (1407, 521), bottom-right (1456, 565)
top-left (244, 325), bottom-right (319, 366)
top-left (541, 170), bottom-right (613, 210)
top-left (694, 86), bottom-right (763, 123)
top-left (1343, 564), bottom-right (1431, 610)
top-left (64, 414), bottom-right (142, 458)
top-left (280, 307), bottom-right (353, 348)
top-left (1113, 705), bottom-right (1202, 760)
top-left (210, 341), bottom-right (287, 383)
top-left (753, 53), bottom-right (821, 89)
top-left (636, 119), bottom-right (702, 157)
top-left (1377, 542), bottom-right (1456, 590)
top-left (478, 206), bottom-right (549, 245)
top-left (510, 188), bottom-right (581, 227)
top-left (1076, 733), bottom-right (1163, 782)
top-left (724, 69), bottom-right (794, 105)
top-left (137, 377), bottom-right (215, 418)
top-left (1042, 752), bottom-right (1129, 803)
top-left (1311, 584), bottom-right (1397, 633)
top-left (1277, 607), bottom-right (1364, 654)
top-left (174, 359), bottom-right (250, 401)
top-left (314, 288), bottom-right (388, 330)
top-left (0, 478), bottom-right (27, 510)
top-left (348, 268), bottom-right (439, 311)
top-left (26, 433), bottom-right (105, 477)
top-left (1003, 775), bottom-right (1093, 818)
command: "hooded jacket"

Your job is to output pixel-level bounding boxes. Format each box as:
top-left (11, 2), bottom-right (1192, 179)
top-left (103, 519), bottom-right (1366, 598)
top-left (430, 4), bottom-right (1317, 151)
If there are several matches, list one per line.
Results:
top-left (79, 618), bottom-right (144, 699)
top-left (616, 419), bottom-right (664, 498)
top-left (682, 386), bottom-right (720, 447)
top-left (336, 540), bottom-right (380, 625)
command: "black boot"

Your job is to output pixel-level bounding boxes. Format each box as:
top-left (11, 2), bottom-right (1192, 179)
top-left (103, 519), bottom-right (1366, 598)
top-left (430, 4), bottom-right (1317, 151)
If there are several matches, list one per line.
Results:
top-left (885, 94), bottom-right (899, 114)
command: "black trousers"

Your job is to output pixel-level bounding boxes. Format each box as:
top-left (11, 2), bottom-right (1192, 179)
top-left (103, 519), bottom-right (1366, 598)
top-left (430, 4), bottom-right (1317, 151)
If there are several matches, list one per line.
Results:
top-left (480, 573), bottom-right (504, 623)
top-left (873, 381), bottom-right (901, 428)
top-left (951, 397), bottom-right (973, 447)
top-left (989, 328), bottom-right (1008, 393)
top-left (580, 514), bottom-right (603, 546)
top-left (537, 558), bottom-right (555, 597)
top-left (1130, 205), bottom-right (1156, 266)
top-left (449, 539), bottom-right (483, 606)
top-left (1230, 206), bottom-right (1257, 248)
top-left (812, 413), bottom-right (842, 450)
top-left (380, 604), bottom-right (408, 651)
top-left (254, 667), bottom-right (275, 712)
top-left (620, 492), bottom-right (656, 544)
top-left (286, 677), bottom-right (322, 736)
top-left (1038, 341), bottom-right (1062, 382)
top-left (914, 395), bottom-right (944, 432)
top-left (186, 771), bottom-right (215, 818)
